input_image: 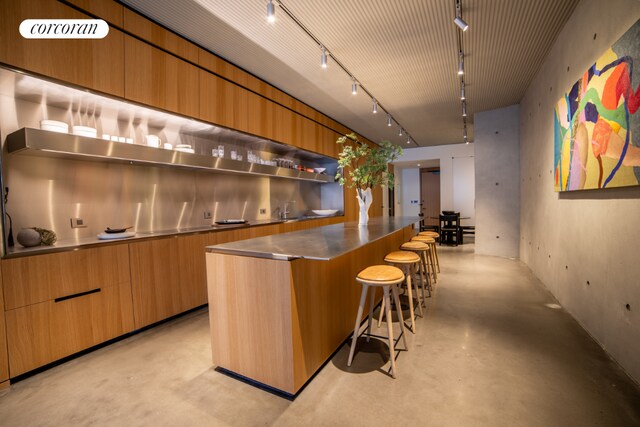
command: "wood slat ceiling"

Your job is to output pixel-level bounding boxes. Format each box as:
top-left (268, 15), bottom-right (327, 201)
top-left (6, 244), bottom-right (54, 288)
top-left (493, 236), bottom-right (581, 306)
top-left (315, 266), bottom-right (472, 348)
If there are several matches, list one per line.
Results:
top-left (121, 0), bottom-right (580, 147)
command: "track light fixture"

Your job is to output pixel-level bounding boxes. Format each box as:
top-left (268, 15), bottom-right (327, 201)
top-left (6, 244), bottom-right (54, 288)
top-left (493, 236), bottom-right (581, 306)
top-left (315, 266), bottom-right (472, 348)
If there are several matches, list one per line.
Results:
top-left (265, 1), bottom-right (413, 145)
top-left (267, 0), bottom-right (275, 23)
top-left (454, 0), bottom-right (468, 31)
top-left (464, 126), bottom-right (468, 144)
top-left (458, 51), bottom-right (464, 75)
top-left (461, 81), bottom-right (466, 100)
top-left (454, 17), bottom-right (469, 31)
top-left (407, 137), bottom-right (411, 144)
top-left (462, 102), bottom-right (467, 117)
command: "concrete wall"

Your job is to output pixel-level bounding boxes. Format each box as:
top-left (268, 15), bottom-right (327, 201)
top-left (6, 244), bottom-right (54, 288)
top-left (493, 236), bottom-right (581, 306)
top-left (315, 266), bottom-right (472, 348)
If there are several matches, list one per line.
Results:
top-left (394, 143), bottom-right (475, 220)
top-left (520, 0), bottom-right (640, 382)
top-left (475, 104), bottom-right (520, 258)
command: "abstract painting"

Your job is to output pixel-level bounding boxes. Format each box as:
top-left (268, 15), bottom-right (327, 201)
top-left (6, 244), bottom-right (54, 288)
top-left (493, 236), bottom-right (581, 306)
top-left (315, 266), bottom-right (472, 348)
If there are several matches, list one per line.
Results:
top-left (554, 19), bottom-right (639, 191)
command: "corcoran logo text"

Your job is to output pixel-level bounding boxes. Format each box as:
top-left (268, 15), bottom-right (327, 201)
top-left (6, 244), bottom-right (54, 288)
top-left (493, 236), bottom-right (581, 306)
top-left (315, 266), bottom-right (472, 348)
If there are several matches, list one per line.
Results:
top-left (19, 19), bottom-right (109, 39)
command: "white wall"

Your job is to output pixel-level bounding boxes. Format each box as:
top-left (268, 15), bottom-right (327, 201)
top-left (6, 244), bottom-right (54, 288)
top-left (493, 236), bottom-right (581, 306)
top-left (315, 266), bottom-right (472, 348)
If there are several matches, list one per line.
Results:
top-left (452, 156), bottom-right (475, 223)
top-left (394, 143), bottom-right (475, 220)
top-left (520, 0), bottom-right (640, 382)
top-left (475, 104), bottom-right (520, 258)
top-left (400, 168), bottom-right (420, 216)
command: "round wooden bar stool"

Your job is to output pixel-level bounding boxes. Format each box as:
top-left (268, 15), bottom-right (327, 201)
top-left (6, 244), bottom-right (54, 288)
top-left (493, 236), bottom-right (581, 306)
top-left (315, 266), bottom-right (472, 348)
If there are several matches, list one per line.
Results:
top-left (376, 251), bottom-right (423, 333)
top-left (411, 235), bottom-right (438, 283)
top-left (347, 265), bottom-right (408, 379)
top-left (399, 240), bottom-right (431, 302)
top-left (418, 231), bottom-right (441, 273)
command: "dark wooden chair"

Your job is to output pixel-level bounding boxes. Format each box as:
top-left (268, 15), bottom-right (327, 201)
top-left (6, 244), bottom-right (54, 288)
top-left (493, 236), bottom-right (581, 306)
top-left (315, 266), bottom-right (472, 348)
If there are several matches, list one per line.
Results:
top-left (439, 213), bottom-right (460, 246)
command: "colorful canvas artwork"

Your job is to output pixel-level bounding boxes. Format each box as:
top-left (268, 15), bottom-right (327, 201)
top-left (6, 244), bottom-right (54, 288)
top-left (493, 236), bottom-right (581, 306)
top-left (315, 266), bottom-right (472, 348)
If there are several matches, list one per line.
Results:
top-left (554, 19), bottom-right (639, 191)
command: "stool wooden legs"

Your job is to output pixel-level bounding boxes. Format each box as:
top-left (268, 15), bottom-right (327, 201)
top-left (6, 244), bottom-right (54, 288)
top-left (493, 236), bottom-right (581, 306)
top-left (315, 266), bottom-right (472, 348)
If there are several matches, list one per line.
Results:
top-left (349, 283), bottom-right (407, 378)
top-left (377, 263), bottom-right (421, 332)
top-left (348, 284), bottom-right (370, 367)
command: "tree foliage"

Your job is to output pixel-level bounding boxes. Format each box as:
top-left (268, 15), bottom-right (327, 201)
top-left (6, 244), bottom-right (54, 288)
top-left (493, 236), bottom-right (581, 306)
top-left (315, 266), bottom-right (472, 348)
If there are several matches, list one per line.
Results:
top-left (335, 133), bottom-right (402, 195)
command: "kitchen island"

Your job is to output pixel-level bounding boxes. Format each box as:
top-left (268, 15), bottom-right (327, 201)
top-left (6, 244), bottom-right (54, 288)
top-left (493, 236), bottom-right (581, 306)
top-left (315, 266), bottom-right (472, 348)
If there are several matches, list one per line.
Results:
top-left (205, 217), bottom-right (418, 396)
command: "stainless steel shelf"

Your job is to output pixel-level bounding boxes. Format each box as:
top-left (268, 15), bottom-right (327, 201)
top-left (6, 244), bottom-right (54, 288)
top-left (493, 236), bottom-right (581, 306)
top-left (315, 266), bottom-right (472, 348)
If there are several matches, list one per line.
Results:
top-left (6, 128), bottom-right (335, 183)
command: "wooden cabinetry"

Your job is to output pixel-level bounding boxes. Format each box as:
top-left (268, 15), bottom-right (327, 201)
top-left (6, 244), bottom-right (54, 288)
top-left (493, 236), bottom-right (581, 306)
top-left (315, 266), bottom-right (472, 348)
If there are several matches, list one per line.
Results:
top-left (2, 245), bottom-right (134, 377)
top-left (2, 245), bottom-right (130, 310)
top-left (129, 233), bottom-right (209, 328)
top-left (0, 0), bottom-right (125, 97)
top-left (64, 0), bottom-right (124, 26)
top-left (123, 8), bottom-right (198, 63)
top-left (124, 35), bottom-right (199, 118)
top-left (0, 273), bottom-right (9, 386)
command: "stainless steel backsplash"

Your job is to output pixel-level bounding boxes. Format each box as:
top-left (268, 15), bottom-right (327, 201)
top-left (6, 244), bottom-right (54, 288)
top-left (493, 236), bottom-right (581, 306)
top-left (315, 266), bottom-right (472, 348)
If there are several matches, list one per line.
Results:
top-left (3, 154), bottom-right (329, 241)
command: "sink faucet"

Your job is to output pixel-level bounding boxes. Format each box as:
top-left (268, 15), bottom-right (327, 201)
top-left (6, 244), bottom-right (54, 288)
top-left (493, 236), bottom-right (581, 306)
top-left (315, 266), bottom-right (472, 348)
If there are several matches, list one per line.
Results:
top-left (282, 200), bottom-right (295, 219)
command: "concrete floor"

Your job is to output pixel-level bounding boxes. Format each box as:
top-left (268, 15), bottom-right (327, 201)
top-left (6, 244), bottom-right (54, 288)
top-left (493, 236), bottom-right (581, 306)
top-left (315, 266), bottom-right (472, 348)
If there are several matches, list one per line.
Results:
top-left (1, 244), bottom-right (639, 426)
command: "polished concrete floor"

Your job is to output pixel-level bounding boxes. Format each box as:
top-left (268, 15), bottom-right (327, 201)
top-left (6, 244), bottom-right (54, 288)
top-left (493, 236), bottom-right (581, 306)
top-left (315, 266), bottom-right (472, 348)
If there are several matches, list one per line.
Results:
top-left (1, 244), bottom-right (639, 426)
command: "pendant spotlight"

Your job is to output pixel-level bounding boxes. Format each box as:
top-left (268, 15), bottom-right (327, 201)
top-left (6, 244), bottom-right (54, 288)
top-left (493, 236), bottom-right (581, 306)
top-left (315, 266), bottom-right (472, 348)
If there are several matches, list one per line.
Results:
top-left (387, 114), bottom-right (392, 126)
top-left (399, 128), bottom-right (404, 136)
top-left (461, 81), bottom-right (466, 100)
top-left (351, 79), bottom-right (357, 95)
top-left (267, 0), bottom-right (275, 23)
top-left (320, 46), bottom-right (327, 68)
top-left (464, 127), bottom-right (469, 144)
top-left (458, 51), bottom-right (464, 75)
top-left (372, 98), bottom-right (378, 114)
top-left (462, 102), bottom-right (467, 117)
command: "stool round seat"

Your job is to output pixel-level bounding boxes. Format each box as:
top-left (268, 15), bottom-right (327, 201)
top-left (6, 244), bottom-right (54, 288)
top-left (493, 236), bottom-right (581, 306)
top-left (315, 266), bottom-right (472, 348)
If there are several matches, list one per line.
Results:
top-left (419, 231), bottom-right (439, 238)
top-left (411, 235), bottom-right (435, 243)
top-left (357, 265), bottom-right (404, 285)
top-left (384, 251), bottom-right (420, 264)
top-left (400, 241), bottom-right (429, 251)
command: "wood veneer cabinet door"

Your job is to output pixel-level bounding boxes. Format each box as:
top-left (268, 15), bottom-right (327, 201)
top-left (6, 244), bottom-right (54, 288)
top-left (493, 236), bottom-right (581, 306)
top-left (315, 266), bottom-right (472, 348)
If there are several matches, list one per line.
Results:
top-left (124, 36), bottom-right (198, 118)
top-left (5, 282), bottom-right (135, 377)
top-left (129, 233), bottom-right (209, 329)
top-left (0, 0), bottom-right (124, 97)
top-left (64, 0), bottom-right (124, 26)
top-left (0, 273), bottom-right (9, 383)
top-left (1, 245), bottom-right (131, 310)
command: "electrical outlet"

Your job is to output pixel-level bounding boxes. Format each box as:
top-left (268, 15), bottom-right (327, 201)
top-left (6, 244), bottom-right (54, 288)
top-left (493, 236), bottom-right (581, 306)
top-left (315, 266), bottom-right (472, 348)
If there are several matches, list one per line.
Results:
top-left (70, 218), bottom-right (86, 228)
top-left (203, 211), bottom-right (212, 220)
top-left (259, 208), bottom-right (266, 215)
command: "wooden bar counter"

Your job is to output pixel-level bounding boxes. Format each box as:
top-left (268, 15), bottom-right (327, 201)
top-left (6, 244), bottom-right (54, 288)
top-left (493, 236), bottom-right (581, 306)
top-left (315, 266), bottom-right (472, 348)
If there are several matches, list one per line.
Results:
top-left (205, 217), bottom-right (418, 396)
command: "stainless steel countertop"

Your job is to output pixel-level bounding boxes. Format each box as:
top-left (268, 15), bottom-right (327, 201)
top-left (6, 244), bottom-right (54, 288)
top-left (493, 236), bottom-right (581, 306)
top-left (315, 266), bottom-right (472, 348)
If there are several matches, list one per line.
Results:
top-left (206, 217), bottom-right (420, 261)
top-left (3, 215), bottom-right (342, 259)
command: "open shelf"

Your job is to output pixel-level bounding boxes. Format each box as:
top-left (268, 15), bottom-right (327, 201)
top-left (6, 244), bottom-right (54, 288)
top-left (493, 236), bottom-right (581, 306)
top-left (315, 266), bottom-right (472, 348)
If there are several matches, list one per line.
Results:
top-left (7, 128), bottom-right (335, 183)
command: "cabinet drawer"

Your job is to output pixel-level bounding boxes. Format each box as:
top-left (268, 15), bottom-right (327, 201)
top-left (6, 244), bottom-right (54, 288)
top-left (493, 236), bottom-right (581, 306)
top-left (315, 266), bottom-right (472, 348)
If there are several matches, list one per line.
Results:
top-left (2, 244), bottom-right (130, 310)
top-left (5, 282), bottom-right (134, 377)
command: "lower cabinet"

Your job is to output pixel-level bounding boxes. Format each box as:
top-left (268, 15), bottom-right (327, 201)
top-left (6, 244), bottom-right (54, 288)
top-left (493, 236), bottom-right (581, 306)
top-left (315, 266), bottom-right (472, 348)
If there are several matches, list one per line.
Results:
top-left (4, 282), bottom-right (134, 377)
top-left (1, 244), bottom-right (135, 377)
top-left (0, 273), bottom-right (9, 385)
top-left (129, 233), bottom-right (209, 329)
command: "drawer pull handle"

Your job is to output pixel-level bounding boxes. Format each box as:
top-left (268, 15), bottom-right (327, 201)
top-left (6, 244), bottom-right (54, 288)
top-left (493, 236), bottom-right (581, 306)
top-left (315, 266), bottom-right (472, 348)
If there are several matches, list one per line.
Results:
top-left (55, 288), bottom-right (101, 303)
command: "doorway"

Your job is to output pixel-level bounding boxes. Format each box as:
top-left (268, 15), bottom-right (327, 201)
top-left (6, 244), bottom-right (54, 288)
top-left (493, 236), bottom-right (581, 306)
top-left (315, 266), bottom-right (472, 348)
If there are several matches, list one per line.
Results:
top-left (420, 167), bottom-right (440, 229)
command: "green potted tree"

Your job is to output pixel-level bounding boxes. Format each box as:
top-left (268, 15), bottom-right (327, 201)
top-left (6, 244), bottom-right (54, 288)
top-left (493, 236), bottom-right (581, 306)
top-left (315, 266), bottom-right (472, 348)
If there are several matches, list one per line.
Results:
top-left (336, 133), bottom-right (402, 225)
